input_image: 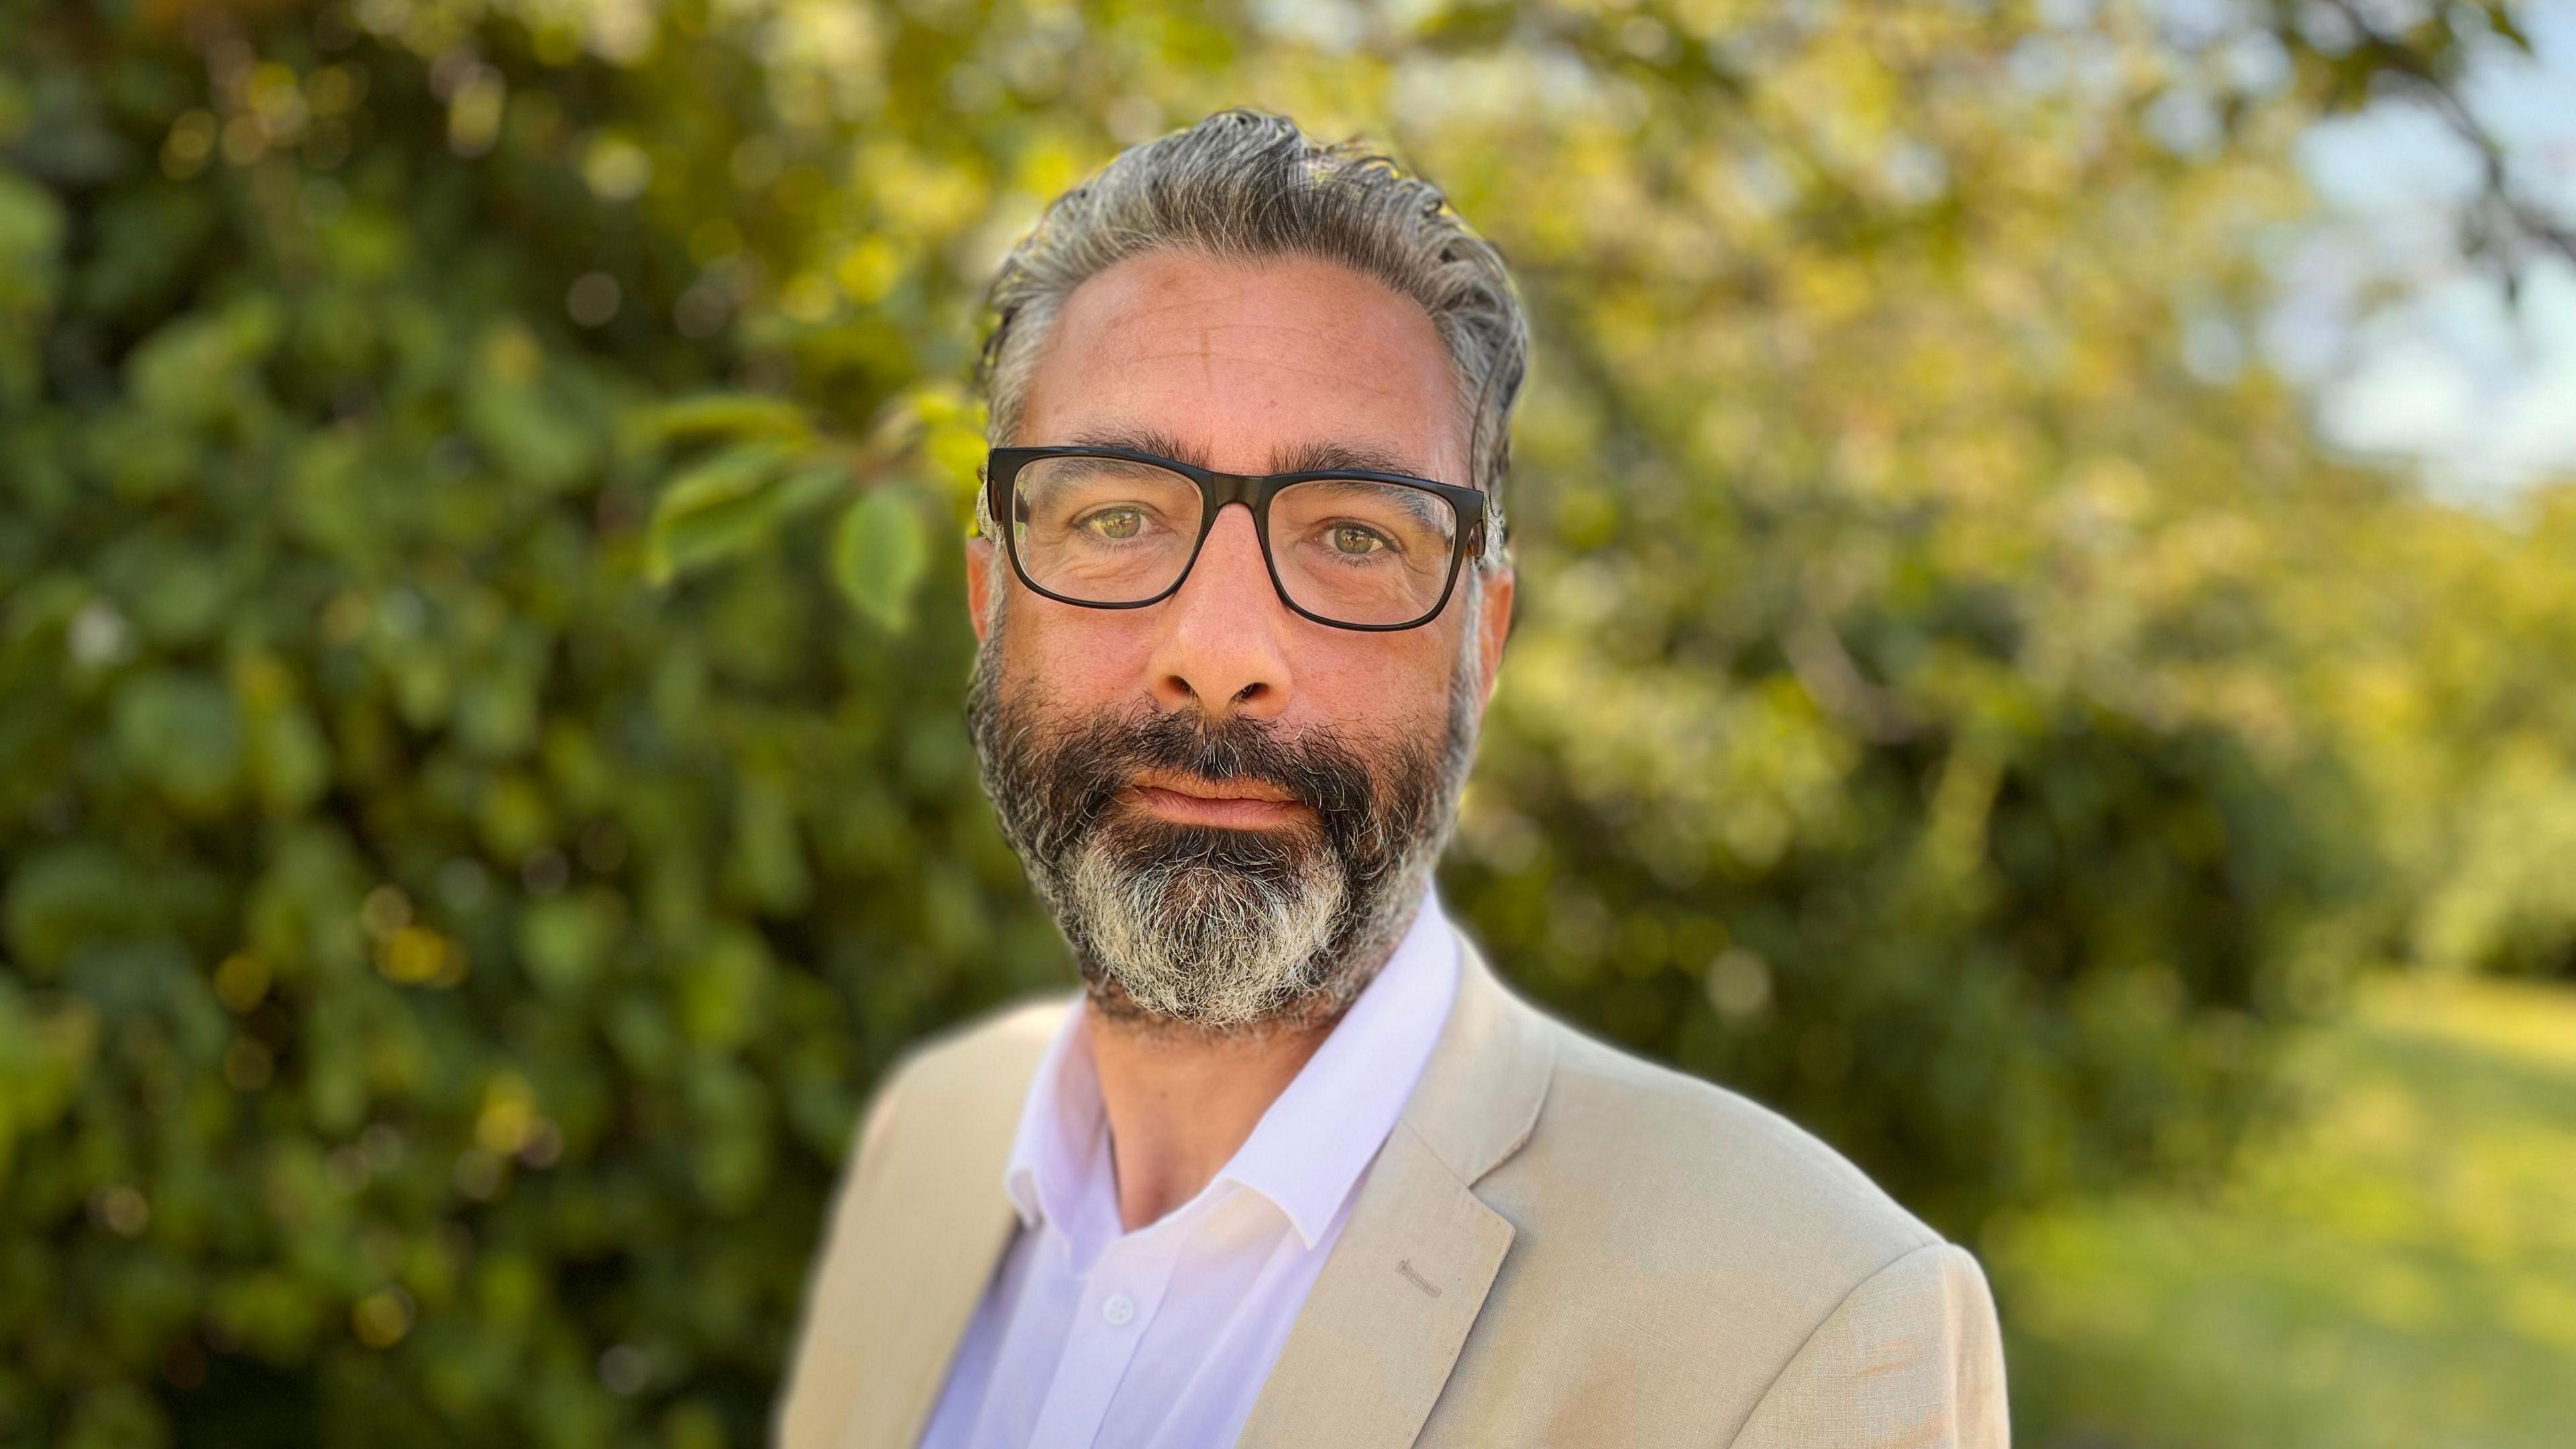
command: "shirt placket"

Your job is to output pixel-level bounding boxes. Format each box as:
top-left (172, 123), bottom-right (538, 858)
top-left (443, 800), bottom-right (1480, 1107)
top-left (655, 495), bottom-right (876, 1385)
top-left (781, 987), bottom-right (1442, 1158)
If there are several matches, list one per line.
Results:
top-left (1021, 1204), bottom-right (1195, 1449)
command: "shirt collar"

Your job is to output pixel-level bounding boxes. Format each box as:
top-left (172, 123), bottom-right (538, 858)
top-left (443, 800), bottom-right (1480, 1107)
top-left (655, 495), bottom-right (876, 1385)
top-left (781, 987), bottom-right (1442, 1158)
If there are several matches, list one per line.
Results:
top-left (1001, 989), bottom-right (1099, 1238)
top-left (1000, 884), bottom-right (1463, 1252)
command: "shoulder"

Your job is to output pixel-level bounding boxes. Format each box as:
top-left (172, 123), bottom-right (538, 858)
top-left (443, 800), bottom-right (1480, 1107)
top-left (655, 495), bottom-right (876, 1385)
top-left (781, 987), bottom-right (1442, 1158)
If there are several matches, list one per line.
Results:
top-left (1421, 978), bottom-right (2008, 1438)
top-left (1484, 1002), bottom-right (1952, 1344)
top-left (880, 994), bottom-right (1069, 1099)
top-left (1728, 1238), bottom-right (2009, 1447)
top-left (848, 994), bottom-right (1069, 1167)
top-left (1451, 1000), bottom-right (2005, 1436)
top-left (1550, 1020), bottom-right (1936, 1252)
top-left (778, 995), bottom-right (1072, 1449)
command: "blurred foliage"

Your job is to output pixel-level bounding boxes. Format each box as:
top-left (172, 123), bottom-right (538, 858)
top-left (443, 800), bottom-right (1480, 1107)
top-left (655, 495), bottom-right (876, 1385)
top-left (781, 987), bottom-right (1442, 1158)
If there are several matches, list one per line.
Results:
top-left (1993, 972), bottom-right (2576, 1448)
top-left (0, 1), bottom-right (2570, 1446)
top-left (2302, 492), bottom-right (2576, 979)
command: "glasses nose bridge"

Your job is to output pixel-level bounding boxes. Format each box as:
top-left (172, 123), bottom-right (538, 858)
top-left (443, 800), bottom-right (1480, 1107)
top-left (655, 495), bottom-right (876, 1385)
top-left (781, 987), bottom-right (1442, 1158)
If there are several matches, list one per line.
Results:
top-left (1201, 468), bottom-right (1267, 519)
top-left (1176, 470), bottom-right (1291, 617)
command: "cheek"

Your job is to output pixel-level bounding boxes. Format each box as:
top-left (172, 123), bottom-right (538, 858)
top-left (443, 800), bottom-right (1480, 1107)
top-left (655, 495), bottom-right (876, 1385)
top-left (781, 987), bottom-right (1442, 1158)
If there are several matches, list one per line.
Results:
top-left (1003, 597), bottom-right (1157, 701)
top-left (1295, 631), bottom-right (1460, 734)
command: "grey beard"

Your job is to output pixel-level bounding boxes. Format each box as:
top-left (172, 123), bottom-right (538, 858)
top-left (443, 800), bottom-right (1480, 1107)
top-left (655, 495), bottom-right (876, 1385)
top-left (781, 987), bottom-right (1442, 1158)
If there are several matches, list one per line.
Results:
top-left (964, 606), bottom-right (1483, 1035)
top-left (1061, 812), bottom-right (1354, 1030)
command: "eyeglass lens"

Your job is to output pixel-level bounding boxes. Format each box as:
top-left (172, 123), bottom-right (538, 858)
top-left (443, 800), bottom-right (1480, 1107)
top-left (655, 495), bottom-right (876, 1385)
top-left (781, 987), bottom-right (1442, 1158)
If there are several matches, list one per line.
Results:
top-left (1009, 455), bottom-right (1459, 627)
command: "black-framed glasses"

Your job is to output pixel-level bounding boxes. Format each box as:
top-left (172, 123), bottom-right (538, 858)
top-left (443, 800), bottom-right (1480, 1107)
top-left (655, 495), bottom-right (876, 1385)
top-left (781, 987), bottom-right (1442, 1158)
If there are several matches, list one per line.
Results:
top-left (983, 445), bottom-right (1495, 632)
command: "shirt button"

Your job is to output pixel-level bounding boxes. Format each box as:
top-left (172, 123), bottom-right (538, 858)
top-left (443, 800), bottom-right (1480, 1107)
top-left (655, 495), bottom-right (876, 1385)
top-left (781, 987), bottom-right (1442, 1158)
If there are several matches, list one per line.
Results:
top-left (1100, 1292), bottom-right (1136, 1327)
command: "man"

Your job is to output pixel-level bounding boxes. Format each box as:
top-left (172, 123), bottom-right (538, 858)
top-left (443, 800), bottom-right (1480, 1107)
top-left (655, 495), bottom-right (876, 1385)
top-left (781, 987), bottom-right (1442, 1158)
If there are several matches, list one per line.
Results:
top-left (777, 109), bottom-right (2006, 1449)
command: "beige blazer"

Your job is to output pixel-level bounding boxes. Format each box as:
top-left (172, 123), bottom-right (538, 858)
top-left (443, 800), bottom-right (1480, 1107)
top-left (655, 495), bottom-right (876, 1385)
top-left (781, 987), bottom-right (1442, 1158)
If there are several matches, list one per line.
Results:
top-left (777, 930), bottom-right (2008, 1449)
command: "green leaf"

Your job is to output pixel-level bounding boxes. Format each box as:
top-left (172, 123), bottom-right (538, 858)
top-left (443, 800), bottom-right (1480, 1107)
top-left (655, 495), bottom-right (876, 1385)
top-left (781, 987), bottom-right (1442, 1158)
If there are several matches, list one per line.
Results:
top-left (631, 392), bottom-right (813, 448)
top-left (643, 443), bottom-right (791, 584)
top-left (831, 488), bottom-right (929, 633)
top-left (0, 165), bottom-right (63, 404)
top-left (2, 844), bottom-right (143, 977)
top-left (111, 671), bottom-right (244, 812)
top-left (465, 374), bottom-right (599, 492)
top-left (125, 294), bottom-right (281, 426)
top-left (677, 928), bottom-right (773, 1051)
top-left (250, 703), bottom-right (331, 816)
top-left (516, 890), bottom-right (625, 1000)
top-left (771, 462), bottom-right (853, 519)
top-left (0, 165), bottom-right (64, 299)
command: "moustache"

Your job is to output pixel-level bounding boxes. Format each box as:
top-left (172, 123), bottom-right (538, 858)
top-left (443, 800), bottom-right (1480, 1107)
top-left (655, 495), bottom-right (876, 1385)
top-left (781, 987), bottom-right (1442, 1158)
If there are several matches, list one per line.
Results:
top-left (1028, 705), bottom-right (1382, 858)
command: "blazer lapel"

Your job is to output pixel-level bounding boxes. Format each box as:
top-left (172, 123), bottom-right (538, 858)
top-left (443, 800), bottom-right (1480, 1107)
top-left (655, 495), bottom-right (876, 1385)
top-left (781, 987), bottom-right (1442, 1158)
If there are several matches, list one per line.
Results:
top-left (1232, 931), bottom-right (1556, 1449)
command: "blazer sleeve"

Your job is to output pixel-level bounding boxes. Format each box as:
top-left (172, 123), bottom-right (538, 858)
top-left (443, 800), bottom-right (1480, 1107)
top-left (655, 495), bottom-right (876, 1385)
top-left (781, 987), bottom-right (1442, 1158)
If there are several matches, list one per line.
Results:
top-left (1724, 1240), bottom-right (2009, 1449)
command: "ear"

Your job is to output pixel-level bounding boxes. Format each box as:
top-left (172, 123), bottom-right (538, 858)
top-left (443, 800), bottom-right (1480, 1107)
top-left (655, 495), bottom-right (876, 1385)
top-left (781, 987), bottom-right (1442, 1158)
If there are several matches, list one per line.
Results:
top-left (965, 535), bottom-right (1000, 644)
top-left (1471, 563), bottom-right (1513, 714)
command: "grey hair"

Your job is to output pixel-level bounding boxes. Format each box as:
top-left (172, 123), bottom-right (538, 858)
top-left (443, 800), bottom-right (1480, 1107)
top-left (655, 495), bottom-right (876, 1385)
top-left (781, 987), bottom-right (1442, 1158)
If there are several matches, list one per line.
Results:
top-left (973, 107), bottom-right (1529, 564)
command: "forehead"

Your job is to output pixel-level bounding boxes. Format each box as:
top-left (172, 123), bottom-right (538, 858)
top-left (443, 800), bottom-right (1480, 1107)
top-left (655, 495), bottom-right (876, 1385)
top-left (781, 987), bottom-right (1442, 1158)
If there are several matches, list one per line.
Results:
top-left (1016, 249), bottom-right (1468, 484)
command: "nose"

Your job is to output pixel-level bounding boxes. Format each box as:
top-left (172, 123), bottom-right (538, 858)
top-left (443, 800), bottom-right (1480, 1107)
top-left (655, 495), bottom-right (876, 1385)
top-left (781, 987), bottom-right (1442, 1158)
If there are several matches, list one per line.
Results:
top-left (1145, 502), bottom-right (1293, 723)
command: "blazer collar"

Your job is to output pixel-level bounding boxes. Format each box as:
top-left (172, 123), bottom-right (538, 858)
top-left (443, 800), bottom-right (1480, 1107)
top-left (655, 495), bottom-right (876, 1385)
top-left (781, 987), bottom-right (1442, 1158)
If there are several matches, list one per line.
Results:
top-left (1392, 928), bottom-right (1555, 1188)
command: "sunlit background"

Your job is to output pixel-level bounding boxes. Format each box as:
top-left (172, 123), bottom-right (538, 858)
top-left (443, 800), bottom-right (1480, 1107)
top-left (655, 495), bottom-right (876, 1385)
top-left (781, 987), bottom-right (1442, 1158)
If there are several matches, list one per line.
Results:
top-left (3, 1), bottom-right (2573, 1446)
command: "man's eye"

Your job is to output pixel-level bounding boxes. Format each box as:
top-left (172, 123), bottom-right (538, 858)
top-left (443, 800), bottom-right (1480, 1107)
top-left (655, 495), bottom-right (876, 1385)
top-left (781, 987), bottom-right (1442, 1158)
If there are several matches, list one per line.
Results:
top-left (1328, 523), bottom-right (1391, 556)
top-left (1081, 507), bottom-right (1146, 540)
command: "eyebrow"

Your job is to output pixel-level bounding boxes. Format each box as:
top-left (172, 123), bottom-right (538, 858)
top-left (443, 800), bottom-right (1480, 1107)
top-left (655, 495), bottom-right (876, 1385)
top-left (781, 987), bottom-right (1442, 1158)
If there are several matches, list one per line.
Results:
top-left (1061, 424), bottom-right (1210, 467)
top-left (1269, 437), bottom-right (1436, 480)
top-left (1057, 425), bottom-right (1440, 482)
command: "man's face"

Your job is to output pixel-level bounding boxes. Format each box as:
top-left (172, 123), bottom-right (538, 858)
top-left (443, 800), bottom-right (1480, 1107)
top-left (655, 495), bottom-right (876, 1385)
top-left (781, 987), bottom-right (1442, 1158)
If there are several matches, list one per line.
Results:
top-left (963, 250), bottom-right (1513, 1032)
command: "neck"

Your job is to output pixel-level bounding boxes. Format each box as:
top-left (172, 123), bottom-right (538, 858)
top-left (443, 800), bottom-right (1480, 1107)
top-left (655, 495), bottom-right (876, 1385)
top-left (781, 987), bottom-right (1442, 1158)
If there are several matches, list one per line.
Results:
top-left (1080, 887), bottom-right (1435, 1234)
top-left (1086, 1005), bottom-right (1338, 1232)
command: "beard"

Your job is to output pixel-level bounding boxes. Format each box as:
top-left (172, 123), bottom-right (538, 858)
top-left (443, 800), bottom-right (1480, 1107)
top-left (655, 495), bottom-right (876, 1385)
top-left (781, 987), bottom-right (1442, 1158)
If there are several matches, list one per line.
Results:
top-left (965, 619), bottom-right (1482, 1036)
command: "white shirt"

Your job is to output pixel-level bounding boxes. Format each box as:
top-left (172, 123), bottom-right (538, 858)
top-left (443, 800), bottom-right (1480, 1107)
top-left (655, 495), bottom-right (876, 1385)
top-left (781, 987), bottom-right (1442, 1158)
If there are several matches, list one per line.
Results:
top-left (916, 885), bottom-right (1463, 1449)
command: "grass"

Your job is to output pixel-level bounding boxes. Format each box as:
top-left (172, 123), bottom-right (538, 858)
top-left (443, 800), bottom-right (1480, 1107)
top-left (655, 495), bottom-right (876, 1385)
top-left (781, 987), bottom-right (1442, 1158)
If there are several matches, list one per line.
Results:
top-left (1988, 973), bottom-right (2576, 1449)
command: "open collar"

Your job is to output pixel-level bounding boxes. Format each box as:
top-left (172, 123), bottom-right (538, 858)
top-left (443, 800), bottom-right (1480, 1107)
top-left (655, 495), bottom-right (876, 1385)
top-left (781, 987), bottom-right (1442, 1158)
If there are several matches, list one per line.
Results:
top-left (1210, 888), bottom-right (1462, 1247)
top-left (999, 887), bottom-right (1465, 1255)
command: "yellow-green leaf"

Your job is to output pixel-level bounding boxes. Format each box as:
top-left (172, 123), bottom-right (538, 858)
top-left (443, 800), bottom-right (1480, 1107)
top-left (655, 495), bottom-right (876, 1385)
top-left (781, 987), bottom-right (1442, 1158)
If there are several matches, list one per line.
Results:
top-left (631, 392), bottom-right (812, 449)
top-left (643, 443), bottom-right (790, 584)
top-left (832, 488), bottom-right (928, 632)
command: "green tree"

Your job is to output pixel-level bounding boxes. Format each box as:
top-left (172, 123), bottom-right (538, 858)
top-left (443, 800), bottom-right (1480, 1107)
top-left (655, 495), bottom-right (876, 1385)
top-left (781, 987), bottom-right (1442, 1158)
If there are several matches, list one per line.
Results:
top-left (1, 1), bottom-right (2563, 1445)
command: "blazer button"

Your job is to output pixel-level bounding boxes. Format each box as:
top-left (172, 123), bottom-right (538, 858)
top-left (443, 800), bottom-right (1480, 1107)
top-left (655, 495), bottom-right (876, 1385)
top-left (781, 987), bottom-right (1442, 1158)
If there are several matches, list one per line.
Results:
top-left (1101, 1292), bottom-right (1136, 1326)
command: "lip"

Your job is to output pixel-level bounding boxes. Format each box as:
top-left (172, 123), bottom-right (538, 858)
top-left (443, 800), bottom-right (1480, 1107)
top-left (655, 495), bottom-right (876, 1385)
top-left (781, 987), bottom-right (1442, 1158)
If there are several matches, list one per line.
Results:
top-left (1128, 772), bottom-right (1306, 829)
